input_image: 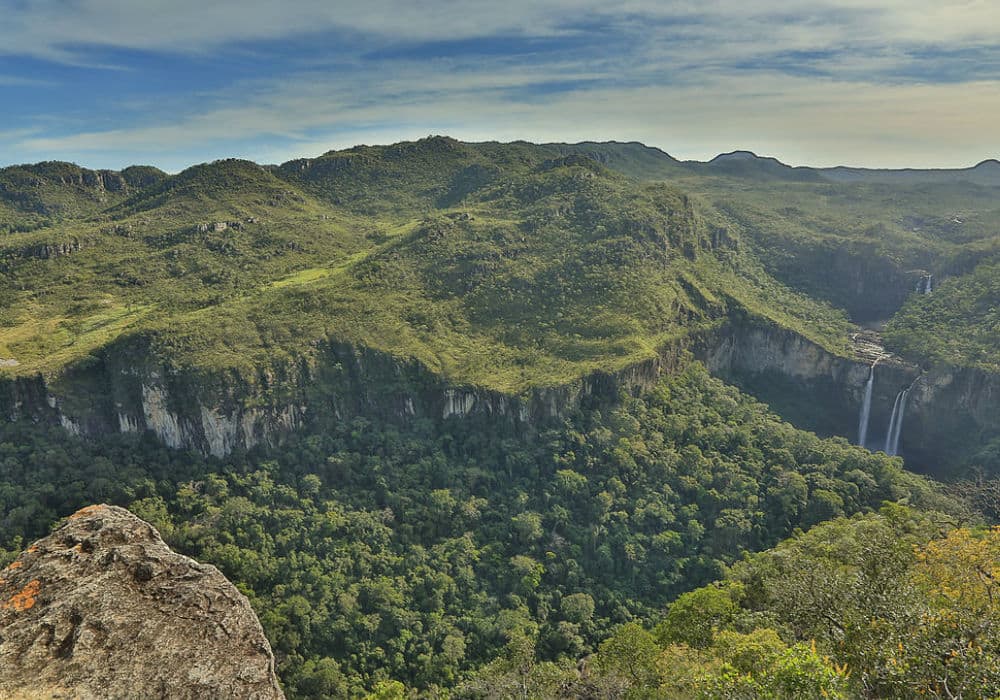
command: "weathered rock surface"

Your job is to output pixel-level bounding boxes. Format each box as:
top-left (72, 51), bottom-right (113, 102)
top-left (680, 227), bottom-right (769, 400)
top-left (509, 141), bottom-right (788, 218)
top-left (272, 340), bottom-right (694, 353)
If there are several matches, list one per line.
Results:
top-left (0, 504), bottom-right (284, 700)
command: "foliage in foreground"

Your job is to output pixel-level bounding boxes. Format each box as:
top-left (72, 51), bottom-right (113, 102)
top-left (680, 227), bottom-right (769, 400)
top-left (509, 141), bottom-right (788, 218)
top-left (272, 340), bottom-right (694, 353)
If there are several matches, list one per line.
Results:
top-left (463, 505), bottom-right (1000, 699)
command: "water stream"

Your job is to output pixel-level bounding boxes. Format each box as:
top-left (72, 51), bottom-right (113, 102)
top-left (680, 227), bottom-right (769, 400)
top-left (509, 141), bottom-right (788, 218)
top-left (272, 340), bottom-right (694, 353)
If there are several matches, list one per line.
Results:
top-left (858, 362), bottom-right (876, 447)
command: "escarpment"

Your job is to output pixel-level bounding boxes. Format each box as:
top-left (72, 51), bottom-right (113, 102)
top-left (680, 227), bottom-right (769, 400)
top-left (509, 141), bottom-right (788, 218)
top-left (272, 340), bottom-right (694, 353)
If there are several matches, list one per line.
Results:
top-left (0, 337), bottom-right (675, 457)
top-left (0, 139), bottom-right (997, 476)
top-left (698, 318), bottom-right (1000, 473)
top-left (0, 504), bottom-right (284, 700)
top-left (3, 316), bottom-right (995, 473)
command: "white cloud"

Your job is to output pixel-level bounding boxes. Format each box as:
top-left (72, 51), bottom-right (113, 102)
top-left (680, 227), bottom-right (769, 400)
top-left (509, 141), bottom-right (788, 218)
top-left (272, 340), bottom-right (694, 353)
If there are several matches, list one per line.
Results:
top-left (3, 1), bottom-right (1000, 61)
top-left (13, 58), bottom-right (1000, 169)
top-left (3, 1), bottom-right (1000, 169)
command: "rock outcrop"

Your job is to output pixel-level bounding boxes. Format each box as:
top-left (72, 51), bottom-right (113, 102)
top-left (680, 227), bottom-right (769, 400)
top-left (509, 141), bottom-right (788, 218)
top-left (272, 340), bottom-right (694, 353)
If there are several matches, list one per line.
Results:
top-left (0, 336), bottom-right (676, 458)
top-left (698, 317), bottom-right (1000, 473)
top-left (0, 505), bottom-right (284, 700)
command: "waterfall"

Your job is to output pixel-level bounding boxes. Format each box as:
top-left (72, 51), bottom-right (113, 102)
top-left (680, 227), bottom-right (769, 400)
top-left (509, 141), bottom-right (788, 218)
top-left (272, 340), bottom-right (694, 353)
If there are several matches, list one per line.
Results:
top-left (883, 387), bottom-right (911, 456)
top-left (858, 364), bottom-right (876, 447)
top-left (925, 274), bottom-right (933, 294)
top-left (890, 389), bottom-right (908, 455)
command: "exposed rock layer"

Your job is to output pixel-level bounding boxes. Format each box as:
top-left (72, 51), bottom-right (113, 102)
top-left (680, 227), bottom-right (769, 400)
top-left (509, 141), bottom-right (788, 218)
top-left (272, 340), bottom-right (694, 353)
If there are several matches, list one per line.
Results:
top-left (698, 319), bottom-right (1000, 474)
top-left (0, 318), bottom-right (997, 474)
top-left (0, 504), bottom-right (284, 700)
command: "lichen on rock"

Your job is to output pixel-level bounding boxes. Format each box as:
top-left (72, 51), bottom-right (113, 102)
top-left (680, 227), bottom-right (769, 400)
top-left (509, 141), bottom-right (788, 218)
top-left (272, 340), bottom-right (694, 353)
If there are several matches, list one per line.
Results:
top-left (0, 504), bottom-right (284, 700)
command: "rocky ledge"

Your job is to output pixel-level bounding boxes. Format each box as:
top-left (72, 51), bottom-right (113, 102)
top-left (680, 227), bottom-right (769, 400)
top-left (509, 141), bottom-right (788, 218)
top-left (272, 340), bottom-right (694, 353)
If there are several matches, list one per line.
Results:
top-left (0, 504), bottom-right (284, 700)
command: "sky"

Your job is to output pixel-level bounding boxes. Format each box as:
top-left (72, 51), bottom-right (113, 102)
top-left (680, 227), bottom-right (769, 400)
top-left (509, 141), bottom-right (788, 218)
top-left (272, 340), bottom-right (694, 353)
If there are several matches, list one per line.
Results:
top-left (1, 0), bottom-right (999, 171)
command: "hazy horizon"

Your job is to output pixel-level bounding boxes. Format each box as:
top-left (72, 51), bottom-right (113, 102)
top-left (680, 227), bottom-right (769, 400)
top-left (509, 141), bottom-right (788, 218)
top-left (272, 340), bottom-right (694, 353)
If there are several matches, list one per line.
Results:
top-left (3, 136), bottom-right (1000, 175)
top-left (3, 1), bottom-right (1000, 171)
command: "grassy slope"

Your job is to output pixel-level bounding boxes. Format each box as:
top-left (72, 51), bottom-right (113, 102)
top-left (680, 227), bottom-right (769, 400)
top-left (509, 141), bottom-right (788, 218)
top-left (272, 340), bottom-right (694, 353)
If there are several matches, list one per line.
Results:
top-left (9, 138), bottom-right (958, 396)
top-left (0, 159), bottom-right (378, 374)
top-left (586, 148), bottom-right (999, 366)
top-left (884, 260), bottom-right (1000, 372)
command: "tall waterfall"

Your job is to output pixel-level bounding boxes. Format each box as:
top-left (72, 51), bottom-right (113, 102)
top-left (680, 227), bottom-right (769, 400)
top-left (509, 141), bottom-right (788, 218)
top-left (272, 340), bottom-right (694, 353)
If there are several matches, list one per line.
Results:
top-left (890, 389), bottom-right (908, 455)
top-left (925, 274), bottom-right (933, 294)
top-left (858, 364), bottom-right (876, 447)
top-left (884, 388), bottom-right (910, 456)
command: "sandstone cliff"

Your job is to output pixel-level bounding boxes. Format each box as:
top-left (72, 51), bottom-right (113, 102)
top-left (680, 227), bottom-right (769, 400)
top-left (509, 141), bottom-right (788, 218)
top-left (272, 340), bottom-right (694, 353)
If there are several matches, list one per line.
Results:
top-left (0, 504), bottom-right (284, 700)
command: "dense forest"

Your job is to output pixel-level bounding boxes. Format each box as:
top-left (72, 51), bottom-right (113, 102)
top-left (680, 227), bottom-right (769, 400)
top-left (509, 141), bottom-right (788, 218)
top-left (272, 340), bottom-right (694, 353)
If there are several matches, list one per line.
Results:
top-left (0, 364), bottom-right (972, 697)
top-left (2, 138), bottom-right (999, 697)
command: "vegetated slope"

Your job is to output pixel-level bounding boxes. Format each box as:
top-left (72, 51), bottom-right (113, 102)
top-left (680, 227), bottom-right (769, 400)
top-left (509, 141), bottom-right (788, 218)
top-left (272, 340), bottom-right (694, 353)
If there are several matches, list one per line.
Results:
top-left (548, 504), bottom-right (1000, 699)
top-left (661, 172), bottom-right (1000, 325)
top-left (885, 258), bottom-right (1000, 372)
top-left (0, 364), bottom-right (955, 698)
top-left (0, 161), bottom-right (166, 234)
top-left (0, 138), bottom-right (851, 394)
top-left (566, 147), bottom-right (999, 336)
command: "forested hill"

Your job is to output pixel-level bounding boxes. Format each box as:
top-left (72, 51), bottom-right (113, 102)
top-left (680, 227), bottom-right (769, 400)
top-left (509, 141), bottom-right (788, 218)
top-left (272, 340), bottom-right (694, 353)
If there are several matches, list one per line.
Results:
top-left (0, 137), bottom-right (851, 387)
top-left (1, 137), bottom-right (997, 467)
top-left (1, 137), bottom-right (998, 696)
top-left (0, 364), bottom-right (960, 697)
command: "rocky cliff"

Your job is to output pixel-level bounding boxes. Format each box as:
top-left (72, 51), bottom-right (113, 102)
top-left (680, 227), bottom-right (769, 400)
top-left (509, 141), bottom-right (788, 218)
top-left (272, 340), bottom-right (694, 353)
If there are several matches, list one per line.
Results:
top-left (697, 319), bottom-right (913, 445)
top-left (902, 365), bottom-right (1000, 475)
top-left (0, 335), bottom-right (678, 457)
top-left (0, 314), bottom-right (996, 474)
top-left (699, 317), bottom-right (1000, 474)
top-left (0, 504), bottom-right (284, 700)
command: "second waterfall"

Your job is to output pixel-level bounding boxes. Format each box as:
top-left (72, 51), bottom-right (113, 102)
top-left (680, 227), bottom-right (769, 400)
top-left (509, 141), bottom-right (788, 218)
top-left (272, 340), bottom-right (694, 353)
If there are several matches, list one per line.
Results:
top-left (884, 388), bottom-right (909, 456)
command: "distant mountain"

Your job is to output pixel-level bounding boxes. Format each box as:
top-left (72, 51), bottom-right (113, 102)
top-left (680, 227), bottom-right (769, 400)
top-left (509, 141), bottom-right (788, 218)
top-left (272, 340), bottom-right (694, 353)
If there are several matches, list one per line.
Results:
top-left (819, 158), bottom-right (1000, 186)
top-left (541, 140), bottom-right (684, 180)
top-left (690, 150), bottom-right (825, 182)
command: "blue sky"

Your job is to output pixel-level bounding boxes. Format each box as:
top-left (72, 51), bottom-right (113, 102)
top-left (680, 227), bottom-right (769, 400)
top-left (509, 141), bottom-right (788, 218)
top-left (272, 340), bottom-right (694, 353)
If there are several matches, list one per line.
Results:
top-left (1, 1), bottom-right (999, 171)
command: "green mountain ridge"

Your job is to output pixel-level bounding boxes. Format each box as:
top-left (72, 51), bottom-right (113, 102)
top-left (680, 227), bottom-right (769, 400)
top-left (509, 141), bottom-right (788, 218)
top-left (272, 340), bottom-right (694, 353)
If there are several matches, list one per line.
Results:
top-left (0, 138), bottom-right (852, 387)
top-left (0, 137), bottom-right (996, 470)
top-left (1, 136), bottom-right (999, 699)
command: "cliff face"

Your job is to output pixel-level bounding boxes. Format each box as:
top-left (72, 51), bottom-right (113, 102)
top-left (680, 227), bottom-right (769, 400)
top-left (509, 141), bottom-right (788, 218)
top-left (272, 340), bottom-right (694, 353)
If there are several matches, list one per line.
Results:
top-left (699, 318), bottom-right (999, 474)
top-left (902, 366), bottom-right (1000, 475)
top-left (697, 320), bottom-right (910, 445)
top-left (0, 337), bottom-right (678, 457)
top-left (0, 504), bottom-right (284, 700)
top-left (0, 317), bottom-right (996, 474)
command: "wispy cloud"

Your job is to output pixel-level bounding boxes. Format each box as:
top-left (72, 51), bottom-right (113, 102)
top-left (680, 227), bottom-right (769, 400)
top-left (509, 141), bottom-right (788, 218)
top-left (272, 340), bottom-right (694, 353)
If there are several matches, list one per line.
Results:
top-left (2, 1), bottom-right (999, 169)
top-left (0, 74), bottom-right (53, 86)
top-left (5, 1), bottom-right (1000, 67)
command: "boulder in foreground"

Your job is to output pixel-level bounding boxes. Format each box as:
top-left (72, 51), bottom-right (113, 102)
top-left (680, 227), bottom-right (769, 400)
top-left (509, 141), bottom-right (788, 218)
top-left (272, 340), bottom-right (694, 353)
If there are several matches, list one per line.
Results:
top-left (0, 504), bottom-right (284, 700)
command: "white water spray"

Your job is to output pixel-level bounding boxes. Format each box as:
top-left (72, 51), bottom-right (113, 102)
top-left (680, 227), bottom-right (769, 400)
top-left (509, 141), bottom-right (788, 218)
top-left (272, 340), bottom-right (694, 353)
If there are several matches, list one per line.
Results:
top-left (925, 274), bottom-right (933, 294)
top-left (858, 362), bottom-right (877, 447)
top-left (889, 389), bottom-right (908, 455)
top-left (884, 390), bottom-right (906, 455)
